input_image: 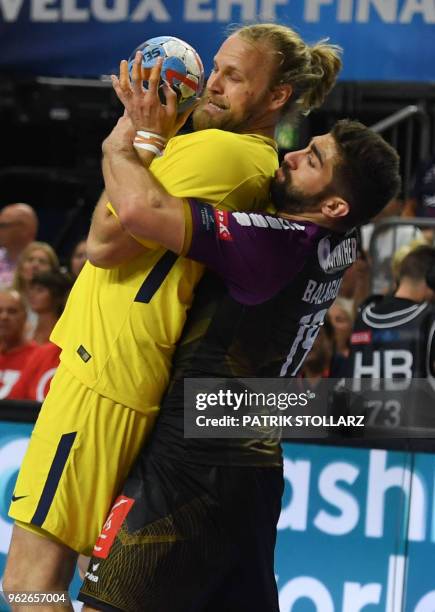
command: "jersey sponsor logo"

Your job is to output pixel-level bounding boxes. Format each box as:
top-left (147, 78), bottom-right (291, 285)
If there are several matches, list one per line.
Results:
top-left (232, 211), bottom-right (304, 231)
top-left (318, 236), bottom-right (358, 274)
top-left (77, 345), bottom-right (92, 363)
top-left (351, 331), bottom-right (372, 344)
top-left (11, 494), bottom-right (28, 502)
top-left (93, 495), bottom-right (135, 559)
top-left (214, 210), bottom-right (232, 241)
top-left (372, 329), bottom-right (401, 342)
top-left (84, 570), bottom-right (99, 583)
top-left (84, 563), bottom-right (100, 583)
top-left (198, 203), bottom-right (215, 232)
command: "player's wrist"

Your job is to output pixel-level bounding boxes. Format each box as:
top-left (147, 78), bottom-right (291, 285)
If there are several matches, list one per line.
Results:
top-left (133, 130), bottom-right (167, 157)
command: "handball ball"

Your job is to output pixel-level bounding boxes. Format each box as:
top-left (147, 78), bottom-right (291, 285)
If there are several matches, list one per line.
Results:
top-left (128, 36), bottom-right (205, 112)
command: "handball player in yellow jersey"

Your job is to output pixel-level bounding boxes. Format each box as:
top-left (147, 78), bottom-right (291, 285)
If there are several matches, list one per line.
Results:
top-left (5, 24), bottom-right (341, 603)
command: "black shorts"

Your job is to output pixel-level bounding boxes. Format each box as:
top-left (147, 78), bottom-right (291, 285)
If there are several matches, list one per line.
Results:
top-left (78, 453), bottom-right (283, 612)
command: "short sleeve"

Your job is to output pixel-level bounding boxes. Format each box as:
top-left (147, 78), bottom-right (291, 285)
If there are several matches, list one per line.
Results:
top-left (184, 200), bottom-right (317, 305)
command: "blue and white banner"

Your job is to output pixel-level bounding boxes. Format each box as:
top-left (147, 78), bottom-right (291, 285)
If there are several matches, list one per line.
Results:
top-left (1, 423), bottom-right (435, 610)
top-left (0, 0), bottom-right (434, 81)
top-left (277, 443), bottom-right (435, 611)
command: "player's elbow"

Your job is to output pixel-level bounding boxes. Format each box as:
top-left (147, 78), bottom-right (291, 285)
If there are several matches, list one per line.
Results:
top-left (117, 192), bottom-right (162, 240)
top-left (86, 237), bottom-right (119, 268)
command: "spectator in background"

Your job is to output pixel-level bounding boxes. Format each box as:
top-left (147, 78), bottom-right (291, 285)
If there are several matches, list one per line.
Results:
top-left (328, 297), bottom-right (354, 359)
top-left (27, 270), bottom-right (73, 344)
top-left (9, 271), bottom-right (73, 401)
top-left (391, 237), bottom-right (427, 289)
top-left (13, 241), bottom-right (59, 295)
top-left (299, 317), bottom-right (350, 380)
top-left (325, 298), bottom-right (354, 377)
top-left (0, 289), bottom-right (37, 398)
top-left (347, 245), bottom-right (435, 433)
top-left (9, 342), bottom-right (61, 402)
top-left (361, 195), bottom-right (433, 296)
top-left (12, 241), bottom-right (60, 338)
top-left (338, 251), bottom-right (372, 315)
top-left (69, 238), bottom-right (87, 279)
top-left (349, 245), bottom-right (435, 381)
top-left (299, 323), bottom-right (335, 384)
top-left (0, 203), bottom-right (38, 289)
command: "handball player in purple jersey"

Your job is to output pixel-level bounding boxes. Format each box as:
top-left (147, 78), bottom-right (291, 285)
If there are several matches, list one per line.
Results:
top-left (78, 59), bottom-right (401, 612)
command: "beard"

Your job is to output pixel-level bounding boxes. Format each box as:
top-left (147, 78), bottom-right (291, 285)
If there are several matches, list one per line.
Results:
top-left (193, 104), bottom-right (234, 132)
top-left (270, 167), bottom-right (330, 214)
top-left (192, 88), bottom-right (269, 133)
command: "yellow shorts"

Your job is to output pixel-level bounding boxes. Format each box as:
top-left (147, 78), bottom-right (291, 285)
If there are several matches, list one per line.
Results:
top-left (9, 363), bottom-right (158, 555)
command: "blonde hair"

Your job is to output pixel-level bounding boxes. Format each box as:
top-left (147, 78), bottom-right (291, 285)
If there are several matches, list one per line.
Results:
top-left (13, 241), bottom-right (60, 293)
top-left (234, 23), bottom-right (342, 118)
top-left (331, 296), bottom-right (354, 320)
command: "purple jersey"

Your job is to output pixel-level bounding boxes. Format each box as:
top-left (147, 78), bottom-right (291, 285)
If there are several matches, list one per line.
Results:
top-left (185, 201), bottom-right (325, 305)
top-left (145, 201), bottom-right (359, 466)
top-left (183, 200), bottom-right (358, 377)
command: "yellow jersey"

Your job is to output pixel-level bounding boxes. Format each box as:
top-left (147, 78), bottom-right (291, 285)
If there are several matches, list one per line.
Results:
top-left (51, 129), bottom-right (278, 412)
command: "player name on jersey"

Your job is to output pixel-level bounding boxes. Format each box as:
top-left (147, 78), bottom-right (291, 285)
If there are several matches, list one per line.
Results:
top-left (302, 278), bottom-right (342, 305)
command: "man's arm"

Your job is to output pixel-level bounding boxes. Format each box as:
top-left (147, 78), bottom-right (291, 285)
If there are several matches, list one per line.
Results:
top-left (86, 56), bottom-right (188, 268)
top-left (86, 190), bottom-right (146, 268)
top-left (102, 117), bottom-right (186, 254)
top-left (101, 59), bottom-right (188, 253)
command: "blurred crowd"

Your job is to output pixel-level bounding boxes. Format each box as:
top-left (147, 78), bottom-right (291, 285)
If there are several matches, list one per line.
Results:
top-left (0, 202), bottom-right (87, 401)
top-left (1, 150), bottom-right (435, 403)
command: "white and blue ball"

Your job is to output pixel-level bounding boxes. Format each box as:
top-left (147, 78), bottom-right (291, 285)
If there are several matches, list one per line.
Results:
top-left (128, 36), bottom-right (205, 112)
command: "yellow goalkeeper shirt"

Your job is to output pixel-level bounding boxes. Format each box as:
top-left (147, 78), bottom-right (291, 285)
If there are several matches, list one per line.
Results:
top-left (51, 129), bottom-right (277, 412)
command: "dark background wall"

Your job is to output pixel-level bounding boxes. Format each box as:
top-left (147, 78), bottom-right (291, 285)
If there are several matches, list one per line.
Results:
top-left (1, 78), bottom-right (435, 261)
